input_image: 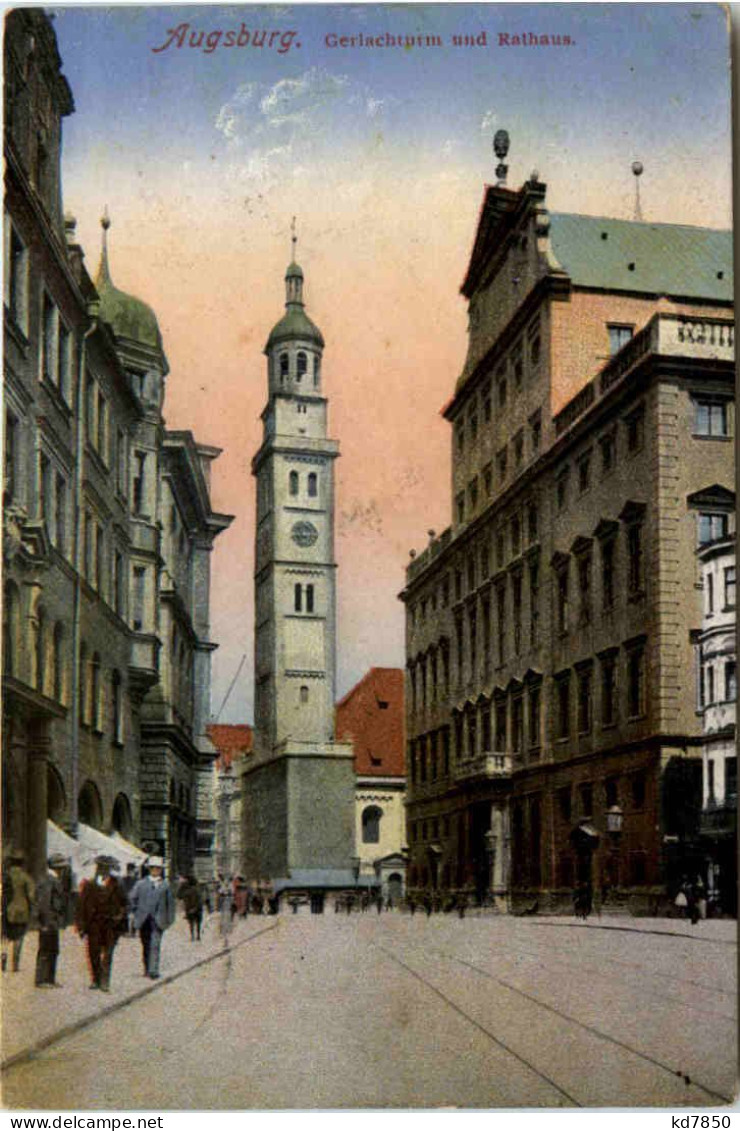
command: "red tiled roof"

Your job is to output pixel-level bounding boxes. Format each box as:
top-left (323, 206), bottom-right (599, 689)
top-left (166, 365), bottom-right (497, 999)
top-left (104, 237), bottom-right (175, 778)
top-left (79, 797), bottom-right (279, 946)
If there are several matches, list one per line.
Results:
top-left (207, 723), bottom-right (253, 771)
top-left (335, 668), bottom-right (405, 778)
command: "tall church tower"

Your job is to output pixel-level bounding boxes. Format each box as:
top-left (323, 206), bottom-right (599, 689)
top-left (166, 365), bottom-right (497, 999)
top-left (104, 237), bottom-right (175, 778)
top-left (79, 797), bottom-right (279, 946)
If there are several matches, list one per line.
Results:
top-left (241, 234), bottom-right (356, 894)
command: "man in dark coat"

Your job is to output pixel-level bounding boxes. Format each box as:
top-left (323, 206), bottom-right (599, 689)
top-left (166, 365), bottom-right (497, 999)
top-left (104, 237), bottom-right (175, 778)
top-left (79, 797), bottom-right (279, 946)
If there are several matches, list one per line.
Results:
top-left (76, 855), bottom-right (128, 992)
top-left (35, 854), bottom-right (68, 987)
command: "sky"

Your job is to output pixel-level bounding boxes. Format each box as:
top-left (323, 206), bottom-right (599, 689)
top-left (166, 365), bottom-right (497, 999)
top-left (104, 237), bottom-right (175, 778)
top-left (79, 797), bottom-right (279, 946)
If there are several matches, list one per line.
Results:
top-left (48, 3), bottom-right (733, 724)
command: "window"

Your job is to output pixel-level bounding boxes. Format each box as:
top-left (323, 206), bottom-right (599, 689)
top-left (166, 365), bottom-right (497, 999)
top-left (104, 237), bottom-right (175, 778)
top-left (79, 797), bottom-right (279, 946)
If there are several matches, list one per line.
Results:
top-left (694, 400), bottom-right (728, 437)
top-left (55, 474), bottom-right (66, 555)
top-left (725, 662), bottom-right (736, 703)
top-left (577, 666), bottom-right (592, 734)
top-left (483, 463), bottom-right (493, 496)
top-left (605, 778), bottom-right (619, 808)
top-left (627, 523), bottom-right (644, 594)
top-left (608, 324), bottom-right (634, 355)
top-left (528, 684), bottom-right (541, 749)
top-left (528, 502), bottom-right (538, 542)
top-left (578, 453), bottom-right (591, 494)
top-left (483, 390), bottom-right (491, 423)
top-left (4, 409), bottom-right (18, 503)
top-left (601, 539), bottom-right (615, 611)
top-left (57, 321), bottom-right (71, 403)
top-left (482, 708), bottom-right (492, 752)
top-left (289, 470), bottom-right (299, 496)
top-left (496, 532), bottom-right (505, 569)
top-left (132, 567), bottom-right (145, 631)
top-left (496, 586), bottom-right (506, 664)
top-left (456, 493), bottom-right (465, 524)
top-left (279, 353), bottom-right (289, 381)
top-left (296, 352), bottom-right (307, 381)
top-left (313, 356), bottom-right (320, 387)
top-left (5, 224), bottom-right (28, 332)
top-left (116, 429), bottom-right (127, 497)
top-left (498, 376), bottom-right (507, 408)
top-left (556, 468), bottom-right (568, 511)
top-left (95, 524), bottom-right (104, 593)
top-left (41, 293), bottom-right (55, 383)
top-left (133, 451), bottom-right (146, 514)
top-left (578, 554), bottom-right (592, 625)
top-left (467, 556), bottom-right (476, 593)
top-left (706, 572), bottom-right (715, 614)
top-left (112, 670), bottom-right (123, 744)
top-left (724, 566), bottom-right (736, 609)
top-left (627, 648), bottom-right (645, 718)
top-left (529, 330), bottom-right (541, 370)
top-left (708, 759), bottom-right (715, 802)
top-left (3, 582), bottom-right (19, 677)
top-left (511, 515), bottom-right (521, 557)
top-left (469, 406), bottom-right (478, 442)
top-left (307, 472), bottom-right (318, 497)
top-left (85, 373), bottom-right (96, 447)
top-left (497, 446), bottom-right (507, 483)
top-left (300, 685), bottom-right (309, 704)
top-left (91, 653), bottom-right (101, 731)
top-left (631, 773), bottom-right (646, 809)
top-left (530, 411), bottom-right (542, 454)
top-left (468, 608), bottom-right (477, 672)
top-left (79, 643), bottom-right (88, 724)
top-left (556, 565), bottom-right (569, 634)
top-left (600, 431), bottom-right (616, 475)
top-left (626, 405), bottom-right (644, 453)
top-left (467, 708), bottom-right (477, 759)
top-left (514, 430), bottom-right (524, 468)
top-left (513, 345), bottom-right (523, 389)
top-left (698, 512), bottom-right (728, 545)
top-left (468, 477), bottom-right (478, 513)
top-left (706, 665), bottom-right (715, 704)
top-left (35, 606), bottom-right (47, 693)
top-left (455, 570), bottom-right (463, 601)
top-left (557, 786), bottom-right (572, 822)
top-left (40, 453), bottom-right (52, 526)
top-left (600, 653), bottom-right (618, 726)
top-left (580, 783), bottom-right (594, 819)
top-left (511, 695), bottom-right (523, 755)
top-left (529, 559), bottom-right (540, 646)
top-left (725, 757), bottom-right (737, 800)
top-left (306, 584), bottom-right (315, 614)
top-left (114, 552), bottom-right (125, 617)
top-left (294, 583), bottom-right (302, 612)
top-left (495, 698), bottom-right (507, 750)
top-left (556, 675), bottom-right (570, 740)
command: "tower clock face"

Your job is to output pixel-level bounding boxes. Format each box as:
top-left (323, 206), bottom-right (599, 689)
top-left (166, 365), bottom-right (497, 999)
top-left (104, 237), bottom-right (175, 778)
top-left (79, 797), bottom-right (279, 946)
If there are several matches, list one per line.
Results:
top-left (291, 520), bottom-right (318, 548)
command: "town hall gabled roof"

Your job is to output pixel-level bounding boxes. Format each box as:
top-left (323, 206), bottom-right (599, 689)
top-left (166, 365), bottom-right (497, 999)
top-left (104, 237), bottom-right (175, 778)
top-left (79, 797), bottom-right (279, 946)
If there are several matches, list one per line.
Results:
top-left (548, 214), bottom-right (733, 303)
top-left (207, 723), bottom-right (253, 771)
top-left (335, 668), bottom-right (405, 778)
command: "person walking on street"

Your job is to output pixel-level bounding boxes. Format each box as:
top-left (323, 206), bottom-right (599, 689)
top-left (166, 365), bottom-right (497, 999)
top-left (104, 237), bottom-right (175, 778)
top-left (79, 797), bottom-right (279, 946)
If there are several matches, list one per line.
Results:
top-left (181, 875), bottom-right (203, 941)
top-left (76, 855), bottom-right (128, 991)
top-left (130, 856), bottom-right (176, 978)
top-left (35, 854), bottom-right (68, 987)
top-left (2, 850), bottom-right (36, 973)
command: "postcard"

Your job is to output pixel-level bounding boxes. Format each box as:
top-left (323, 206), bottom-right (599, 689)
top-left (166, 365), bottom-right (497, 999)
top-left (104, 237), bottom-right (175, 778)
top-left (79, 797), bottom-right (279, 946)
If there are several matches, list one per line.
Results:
top-left (2, 1), bottom-right (736, 1117)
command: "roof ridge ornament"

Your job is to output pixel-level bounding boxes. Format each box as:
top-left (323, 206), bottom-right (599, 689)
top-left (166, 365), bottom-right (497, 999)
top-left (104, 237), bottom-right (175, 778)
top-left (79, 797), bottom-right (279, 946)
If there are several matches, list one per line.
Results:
top-left (632, 161), bottom-right (644, 222)
top-left (493, 129), bottom-right (510, 186)
top-left (97, 204), bottom-right (112, 286)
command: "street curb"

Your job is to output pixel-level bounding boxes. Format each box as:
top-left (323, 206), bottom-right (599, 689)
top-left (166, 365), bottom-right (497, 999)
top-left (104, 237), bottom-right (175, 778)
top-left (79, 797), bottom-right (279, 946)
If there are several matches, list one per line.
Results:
top-left (1, 920), bottom-right (279, 1074)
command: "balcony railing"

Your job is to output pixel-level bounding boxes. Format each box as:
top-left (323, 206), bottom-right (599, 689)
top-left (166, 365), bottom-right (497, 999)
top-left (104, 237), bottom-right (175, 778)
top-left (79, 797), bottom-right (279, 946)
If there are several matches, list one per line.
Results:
top-left (453, 751), bottom-right (512, 784)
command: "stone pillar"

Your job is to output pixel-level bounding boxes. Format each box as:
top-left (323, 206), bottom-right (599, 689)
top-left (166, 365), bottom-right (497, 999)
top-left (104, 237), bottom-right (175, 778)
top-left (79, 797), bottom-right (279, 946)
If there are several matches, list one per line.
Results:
top-left (26, 718), bottom-right (50, 881)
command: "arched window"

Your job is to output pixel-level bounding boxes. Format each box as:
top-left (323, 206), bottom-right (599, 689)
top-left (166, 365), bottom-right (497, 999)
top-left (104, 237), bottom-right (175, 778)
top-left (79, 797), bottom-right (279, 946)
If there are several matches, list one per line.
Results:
top-left (3, 581), bottom-right (19, 677)
top-left (289, 470), bottom-right (299, 496)
top-left (297, 352), bottom-right (307, 381)
top-left (306, 584), bottom-right (315, 613)
top-left (91, 652), bottom-right (101, 730)
top-left (112, 669), bottom-right (122, 743)
top-left (112, 793), bottom-right (132, 837)
top-left (47, 764), bottom-right (66, 823)
top-left (78, 779), bottom-right (103, 830)
top-left (300, 685), bottom-right (309, 704)
top-left (307, 473), bottom-right (317, 498)
top-left (362, 806), bottom-right (383, 844)
top-left (279, 353), bottom-right (289, 382)
top-left (294, 583), bottom-right (302, 612)
top-left (35, 605), bottom-right (46, 693)
top-left (313, 356), bottom-right (320, 388)
top-left (53, 622), bottom-right (64, 702)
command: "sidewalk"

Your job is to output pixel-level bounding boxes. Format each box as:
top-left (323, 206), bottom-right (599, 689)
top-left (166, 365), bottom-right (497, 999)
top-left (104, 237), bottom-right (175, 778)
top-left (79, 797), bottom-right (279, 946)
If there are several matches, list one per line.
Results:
top-left (1, 911), bottom-right (277, 1069)
top-left (471, 908), bottom-right (738, 943)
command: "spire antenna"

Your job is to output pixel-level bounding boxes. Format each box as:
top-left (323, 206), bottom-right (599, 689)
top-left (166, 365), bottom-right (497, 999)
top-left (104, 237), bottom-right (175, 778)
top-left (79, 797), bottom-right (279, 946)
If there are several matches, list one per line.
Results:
top-left (493, 129), bottom-right (510, 187)
top-left (97, 205), bottom-right (112, 286)
top-left (291, 215), bottom-right (297, 262)
top-left (631, 161), bottom-right (644, 222)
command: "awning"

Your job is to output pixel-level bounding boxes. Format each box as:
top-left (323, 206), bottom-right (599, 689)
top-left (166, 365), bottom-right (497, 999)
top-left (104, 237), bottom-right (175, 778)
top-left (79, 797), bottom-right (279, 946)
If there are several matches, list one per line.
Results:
top-left (46, 821), bottom-right (147, 881)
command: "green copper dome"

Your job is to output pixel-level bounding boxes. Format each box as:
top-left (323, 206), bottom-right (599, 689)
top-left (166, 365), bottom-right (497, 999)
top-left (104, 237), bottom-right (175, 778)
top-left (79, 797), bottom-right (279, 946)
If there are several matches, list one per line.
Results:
top-left (94, 217), bottom-right (163, 351)
top-left (264, 257), bottom-right (324, 351)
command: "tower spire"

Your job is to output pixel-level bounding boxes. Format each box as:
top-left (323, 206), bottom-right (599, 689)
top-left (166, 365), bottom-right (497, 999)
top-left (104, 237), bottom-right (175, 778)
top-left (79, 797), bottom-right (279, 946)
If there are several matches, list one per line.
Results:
top-left (291, 215), bottom-right (298, 263)
top-left (96, 205), bottom-right (112, 288)
top-left (632, 161), bottom-right (644, 222)
top-left (285, 218), bottom-right (304, 307)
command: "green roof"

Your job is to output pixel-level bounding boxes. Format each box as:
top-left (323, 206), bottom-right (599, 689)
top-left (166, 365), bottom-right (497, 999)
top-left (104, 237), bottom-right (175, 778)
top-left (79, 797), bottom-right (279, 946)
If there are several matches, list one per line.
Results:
top-left (549, 214), bottom-right (733, 302)
top-left (265, 306), bottom-right (325, 351)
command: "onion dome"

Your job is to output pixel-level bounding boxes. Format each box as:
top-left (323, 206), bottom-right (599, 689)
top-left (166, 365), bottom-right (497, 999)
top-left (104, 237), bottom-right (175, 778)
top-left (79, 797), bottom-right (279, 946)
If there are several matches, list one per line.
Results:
top-left (264, 225), bottom-right (324, 352)
top-left (94, 209), bottom-right (163, 351)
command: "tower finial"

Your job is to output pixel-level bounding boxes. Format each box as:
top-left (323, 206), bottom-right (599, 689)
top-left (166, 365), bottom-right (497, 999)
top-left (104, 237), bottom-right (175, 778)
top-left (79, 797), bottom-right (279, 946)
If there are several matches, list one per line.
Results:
top-left (97, 205), bottom-right (112, 287)
top-left (291, 215), bottom-right (297, 263)
top-left (631, 161), bottom-right (644, 222)
top-left (493, 129), bottom-right (510, 187)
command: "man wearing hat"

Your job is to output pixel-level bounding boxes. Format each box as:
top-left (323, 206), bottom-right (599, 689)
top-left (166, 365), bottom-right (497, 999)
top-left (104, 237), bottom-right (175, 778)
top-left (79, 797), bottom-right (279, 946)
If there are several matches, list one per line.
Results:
top-left (2, 850), bottom-right (35, 973)
top-left (75, 855), bottom-right (128, 992)
top-left (34, 854), bottom-right (68, 987)
top-left (130, 856), bottom-right (175, 979)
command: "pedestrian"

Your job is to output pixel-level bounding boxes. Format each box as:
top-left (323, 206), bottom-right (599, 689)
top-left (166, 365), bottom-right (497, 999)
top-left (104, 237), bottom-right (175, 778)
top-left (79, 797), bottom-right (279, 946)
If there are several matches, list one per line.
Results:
top-left (376, 893), bottom-right (383, 915)
top-left (407, 895), bottom-right (416, 916)
top-left (686, 880), bottom-right (700, 926)
top-left (695, 876), bottom-right (708, 921)
top-left (423, 891), bottom-right (433, 918)
top-left (674, 878), bottom-right (689, 919)
top-left (456, 892), bottom-right (468, 919)
top-left (34, 853), bottom-right (68, 987)
top-left (76, 855), bottom-right (128, 992)
top-left (130, 856), bottom-right (176, 979)
top-left (180, 875), bottom-right (203, 941)
top-left (2, 850), bottom-right (36, 973)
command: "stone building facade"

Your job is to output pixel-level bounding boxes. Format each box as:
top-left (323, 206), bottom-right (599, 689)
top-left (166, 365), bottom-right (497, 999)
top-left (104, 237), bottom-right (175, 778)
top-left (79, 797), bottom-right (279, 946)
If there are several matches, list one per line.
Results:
top-left (2, 9), bottom-right (232, 881)
top-left (695, 536), bottom-right (736, 914)
top-left (208, 723), bottom-right (253, 878)
top-left (336, 668), bottom-right (407, 899)
top-left (402, 166), bottom-right (734, 912)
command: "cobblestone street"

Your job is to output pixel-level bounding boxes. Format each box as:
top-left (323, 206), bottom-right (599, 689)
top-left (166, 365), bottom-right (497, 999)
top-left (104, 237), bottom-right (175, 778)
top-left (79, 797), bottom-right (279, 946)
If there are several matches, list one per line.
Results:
top-left (2, 911), bottom-right (736, 1110)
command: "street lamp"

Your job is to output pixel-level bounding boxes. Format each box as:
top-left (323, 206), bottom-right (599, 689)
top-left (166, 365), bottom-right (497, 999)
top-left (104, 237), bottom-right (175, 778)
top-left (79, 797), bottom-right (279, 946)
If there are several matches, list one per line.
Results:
top-left (606, 805), bottom-right (623, 835)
